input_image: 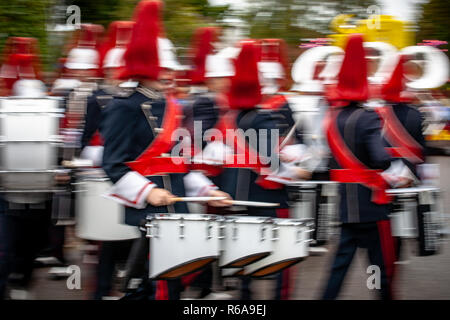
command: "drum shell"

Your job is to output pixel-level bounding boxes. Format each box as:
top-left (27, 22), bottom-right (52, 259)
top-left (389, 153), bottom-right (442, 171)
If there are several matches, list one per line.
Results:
top-left (244, 219), bottom-right (311, 277)
top-left (147, 214), bottom-right (220, 279)
top-left (0, 98), bottom-right (62, 203)
top-left (289, 181), bottom-right (338, 242)
top-left (75, 177), bottom-right (140, 241)
top-left (389, 195), bottom-right (419, 238)
top-left (219, 216), bottom-right (273, 268)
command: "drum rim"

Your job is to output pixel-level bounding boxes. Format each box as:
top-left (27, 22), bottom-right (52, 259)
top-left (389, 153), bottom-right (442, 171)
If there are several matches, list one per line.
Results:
top-left (221, 216), bottom-right (274, 224)
top-left (220, 251), bottom-right (272, 269)
top-left (386, 186), bottom-right (440, 195)
top-left (149, 255), bottom-right (218, 280)
top-left (247, 257), bottom-right (304, 278)
top-left (271, 218), bottom-right (314, 226)
top-left (148, 213), bottom-right (221, 221)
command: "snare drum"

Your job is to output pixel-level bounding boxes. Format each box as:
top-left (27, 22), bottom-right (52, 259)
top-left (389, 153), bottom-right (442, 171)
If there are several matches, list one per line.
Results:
top-left (244, 218), bottom-right (313, 277)
top-left (219, 216), bottom-right (273, 268)
top-left (75, 172), bottom-right (140, 241)
top-left (0, 97), bottom-right (64, 203)
top-left (146, 214), bottom-right (220, 279)
top-left (288, 181), bottom-right (339, 243)
top-left (387, 186), bottom-right (441, 256)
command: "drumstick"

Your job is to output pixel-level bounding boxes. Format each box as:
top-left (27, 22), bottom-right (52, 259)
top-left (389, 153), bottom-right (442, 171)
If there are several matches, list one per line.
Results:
top-left (172, 196), bottom-right (227, 202)
top-left (223, 200), bottom-right (280, 207)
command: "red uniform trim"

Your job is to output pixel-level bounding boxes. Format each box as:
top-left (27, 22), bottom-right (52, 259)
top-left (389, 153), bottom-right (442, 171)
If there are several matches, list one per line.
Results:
top-left (155, 280), bottom-right (169, 300)
top-left (181, 271), bottom-right (202, 287)
top-left (110, 181), bottom-right (154, 206)
top-left (126, 95), bottom-right (188, 175)
top-left (260, 95), bottom-right (287, 110)
top-left (324, 109), bottom-right (391, 205)
top-left (376, 219), bottom-right (396, 299)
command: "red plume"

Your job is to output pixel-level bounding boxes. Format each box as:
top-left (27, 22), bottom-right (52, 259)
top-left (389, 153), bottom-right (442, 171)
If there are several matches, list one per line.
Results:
top-left (260, 38), bottom-right (290, 89)
top-left (0, 37), bottom-right (42, 93)
top-left (189, 27), bottom-right (219, 84)
top-left (228, 40), bottom-right (262, 109)
top-left (119, 1), bottom-right (161, 80)
top-left (326, 34), bottom-right (368, 103)
top-left (13, 54), bottom-right (38, 79)
top-left (381, 55), bottom-right (412, 103)
top-left (98, 21), bottom-right (134, 72)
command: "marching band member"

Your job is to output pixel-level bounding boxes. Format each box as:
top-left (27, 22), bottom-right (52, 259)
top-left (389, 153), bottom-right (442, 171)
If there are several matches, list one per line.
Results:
top-left (378, 55), bottom-right (425, 182)
top-left (376, 55), bottom-right (429, 258)
top-left (100, 0), bottom-right (230, 300)
top-left (321, 34), bottom-right (398, 300)
top-left (0, 53), bottom-right (52, 300)
top-left (77, 20), bottom-right (136, 300)
top-left (80, 21), bottom-right (135, 165)
top-left (197, 40), bottom-right (300, 300)
top-left (257, 38), bottom-right (313, 298)
top-left (0, 37), bottom-right (42, 96)
top-left (179, 27), bottom-right (224, 299)
top-left (257, 38), bottom-right (312, 182)
top-left (51, 24), bottom-right (104, 97)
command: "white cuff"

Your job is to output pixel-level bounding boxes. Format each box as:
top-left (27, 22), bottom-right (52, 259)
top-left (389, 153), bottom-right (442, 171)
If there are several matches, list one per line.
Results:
top-left (280, 144), bottom-right (308, 163)
top-left (280, 144), bottom-right (319, 172)
top-left (183, 172), bottom-right (218, 197)
top-left (381, 160), bottom-right (418, 188)
top-left (104, 171), bottom-right (155, 209)
top-left (80, 146), bottom-right (104, 167)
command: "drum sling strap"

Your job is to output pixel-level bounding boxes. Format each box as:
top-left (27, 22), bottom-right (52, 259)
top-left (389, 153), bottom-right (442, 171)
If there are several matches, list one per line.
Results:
top-left (324, 108), bottom-right (391, 205)
top-left (126, 95), bottom-right (188, 176)
top-left (376, 105), bottom-right (424, 164)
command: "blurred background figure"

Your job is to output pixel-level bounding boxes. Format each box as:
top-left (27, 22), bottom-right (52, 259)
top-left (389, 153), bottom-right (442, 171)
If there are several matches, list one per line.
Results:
top-left (0, 49), bottom-right (54, 300)
top-left (77, 20), bottom-right (135, 300)
top-left (376, 54), bottom-right (427, 260)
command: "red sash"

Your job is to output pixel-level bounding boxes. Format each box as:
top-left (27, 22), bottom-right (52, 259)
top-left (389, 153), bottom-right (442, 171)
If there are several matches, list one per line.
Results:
top-left (376, 105), bottom-right (424, 164)
top-left (215, 110), bottom-right (283, 190)
top-left (260, 95), bottom-right (287, 110)
top-left (127, 95), bottom-right (188, 176)
top-left (324, 108), bottom-right (391, 205)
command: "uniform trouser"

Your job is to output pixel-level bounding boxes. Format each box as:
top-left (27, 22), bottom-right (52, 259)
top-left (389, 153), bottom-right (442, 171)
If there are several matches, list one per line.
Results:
top-left (94, 239), bottom-right (134, 300)
top-left (240, 208), bottom-right (293, 300)
top-left (182, 264), bottom-right (214, 297)
top-left (121, 235), bottom-right (182, 300)
top-left (0, 206), bottom-right (51, 299)
top-left (322, 220), bottom-right (396, 300)
top-left (121, 272), bottom-right (183, 300)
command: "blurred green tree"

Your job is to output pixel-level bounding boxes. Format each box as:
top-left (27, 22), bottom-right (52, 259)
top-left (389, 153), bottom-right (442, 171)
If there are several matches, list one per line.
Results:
top-left (70, 0), bottom-right (229, 59)
top-left (0, 0), bottom-right (50, 64)
top-left (417, 0), bottom-right (449, 55)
